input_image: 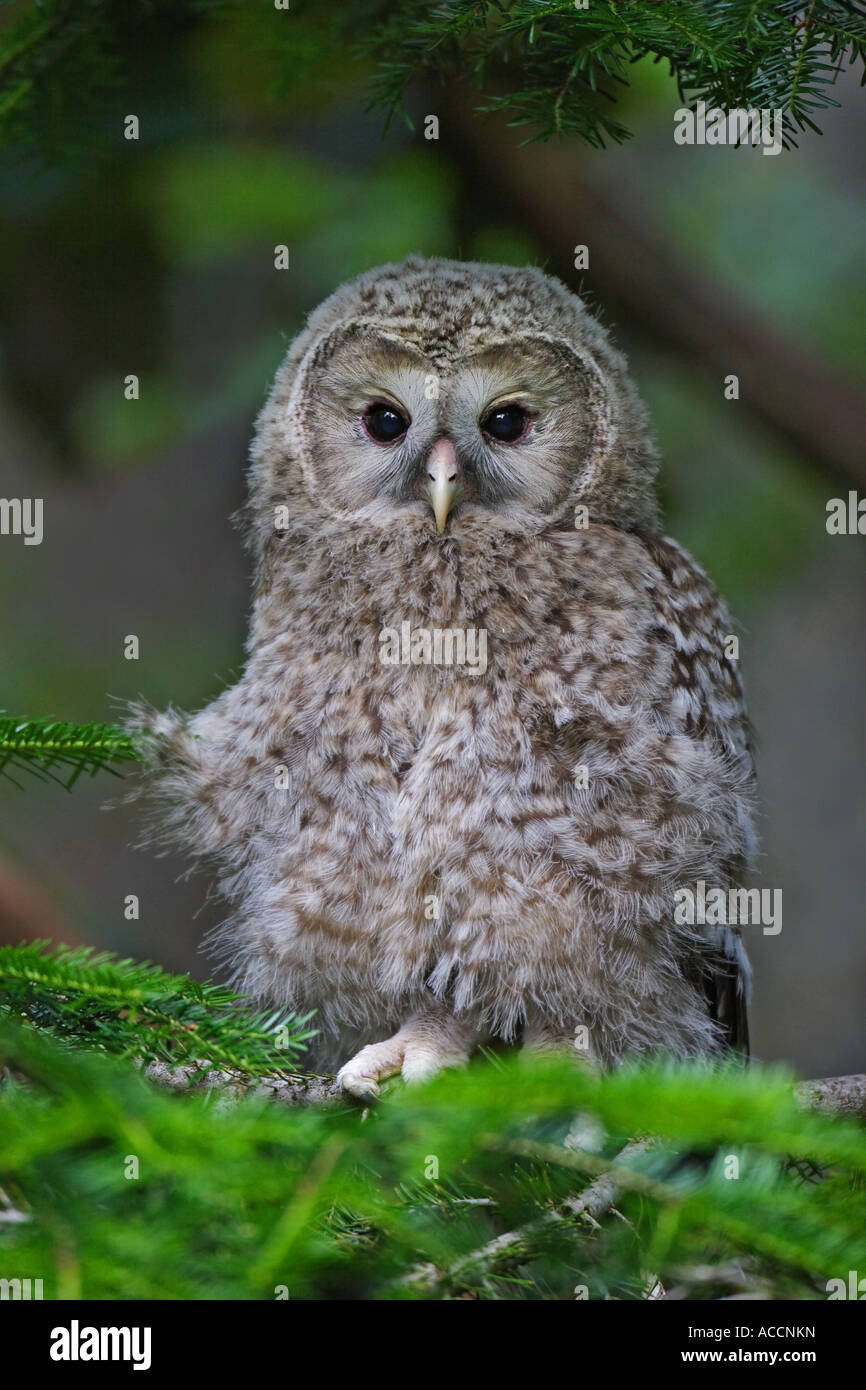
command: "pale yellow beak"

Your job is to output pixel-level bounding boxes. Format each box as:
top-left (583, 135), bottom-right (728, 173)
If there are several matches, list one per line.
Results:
top-left (424, 438), bottom-right (461, 533)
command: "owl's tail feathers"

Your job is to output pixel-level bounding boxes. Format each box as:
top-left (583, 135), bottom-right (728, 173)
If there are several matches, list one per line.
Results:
top-left (119, 700), bottom-right (233, 860)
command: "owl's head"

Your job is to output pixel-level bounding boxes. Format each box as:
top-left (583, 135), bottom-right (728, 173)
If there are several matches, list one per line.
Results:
top-left (246, 257), bottom-right (658, 563)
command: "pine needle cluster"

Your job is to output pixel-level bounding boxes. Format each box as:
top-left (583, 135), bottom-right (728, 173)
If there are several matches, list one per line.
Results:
top-left (1, 1), bottom-right (865, 160)
top-left (0, 941), bottom-right (314, 1071)
top-left (1, 942), bottom-right (865, 1300)
top-left (362, 0), bottom-right (866, 147)
top-left (0, 715), bottom-right (141, 789)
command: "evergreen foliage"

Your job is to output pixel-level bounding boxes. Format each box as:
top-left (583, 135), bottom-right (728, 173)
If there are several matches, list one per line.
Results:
top-left (362, 0), bottom-right (866, 147)
top-left (1, 1), bottom-right (865, 161)
top-left (1, 942), bottom-right (865, 1300)
top-left (0, 715), bottom-right (141, 789)
top-left (0, 942), bottom-right (314, 1070)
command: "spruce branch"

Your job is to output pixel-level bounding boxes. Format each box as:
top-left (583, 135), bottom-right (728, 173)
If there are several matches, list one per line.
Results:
top-left (2, 1), bottom-right (866, 159)
top-left (403, 1137), bottom-right (654, 1295)
top-left (0, 941), bottom-right (316, 1072)
top-left (0, 715), bottom-right (142, 788)
top-left (2, 1011), bottom-right (865, 1299)
top-left (355, 0), bottom-right (866, 149)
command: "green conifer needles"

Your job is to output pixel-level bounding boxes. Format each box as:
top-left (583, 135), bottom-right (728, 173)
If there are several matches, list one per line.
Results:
top-left (0, 943), bottom-right (314, 1072)
top-left (0, 716), bottom-right (142, 789)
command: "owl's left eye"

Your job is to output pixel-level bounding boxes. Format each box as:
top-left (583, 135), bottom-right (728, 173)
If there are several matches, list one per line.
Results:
top-left (481, 403), bottom-right (531, 444)
top-left (363, 401), bottom-right (409, 444)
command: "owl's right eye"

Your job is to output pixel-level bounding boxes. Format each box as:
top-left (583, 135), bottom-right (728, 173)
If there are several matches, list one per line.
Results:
top-left (363, 401), bottom-right (409, 444)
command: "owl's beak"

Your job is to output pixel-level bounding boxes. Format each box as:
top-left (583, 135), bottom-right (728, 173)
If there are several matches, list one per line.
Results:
top-left (424, 438), bottom-right (461, 533)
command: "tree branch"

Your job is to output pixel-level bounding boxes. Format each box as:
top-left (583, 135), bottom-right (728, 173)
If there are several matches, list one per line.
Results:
top-left (401, 1138), bottom-right (652, 1296)
top-left (437, 90), bottom-right (866, 493)
top-left (794, 1072), bottom-right (866, 1117)
top-left (143, 1059), bottom-right (866, 1118)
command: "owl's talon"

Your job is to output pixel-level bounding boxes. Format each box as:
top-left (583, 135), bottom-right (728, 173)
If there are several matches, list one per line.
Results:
top-left (336, 1037), bottom-right (406, 1098)
top-left (338, 1075), bottom-right (381, 1101)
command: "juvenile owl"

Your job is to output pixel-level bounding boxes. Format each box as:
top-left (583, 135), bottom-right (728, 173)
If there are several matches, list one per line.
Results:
top-left (133, 256), bottom-right (756, 1096)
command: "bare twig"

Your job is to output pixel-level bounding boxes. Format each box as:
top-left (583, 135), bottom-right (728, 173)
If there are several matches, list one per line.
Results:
top-left (142, 1058), bottom-right (866, 1118)
top-left (794, 1073), bottom-right (866, 1117)
top-left (142, 1059), bottom-right (340, 1107)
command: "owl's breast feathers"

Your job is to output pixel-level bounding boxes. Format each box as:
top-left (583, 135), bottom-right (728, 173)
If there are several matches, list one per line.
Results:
top-left (137, 521), bottom-right (754, 1057)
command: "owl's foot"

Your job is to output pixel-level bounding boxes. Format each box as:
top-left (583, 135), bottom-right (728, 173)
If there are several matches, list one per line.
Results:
top-left (336, 1007), bottom-right (474, 1099)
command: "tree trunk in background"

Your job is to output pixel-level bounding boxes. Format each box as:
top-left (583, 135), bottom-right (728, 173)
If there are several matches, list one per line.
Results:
top-left (439, 92), bottom-right (866, 493)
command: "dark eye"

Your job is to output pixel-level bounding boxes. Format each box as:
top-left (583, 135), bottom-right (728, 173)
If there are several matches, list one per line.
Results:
top-left (364, 402), bottom-right (409, 444)
top-left (481, 403), bottom-right (530, 443)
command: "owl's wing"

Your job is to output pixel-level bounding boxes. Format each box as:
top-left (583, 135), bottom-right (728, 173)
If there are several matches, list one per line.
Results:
top-left (639, 530), bottom-right (755, 1057)
top-left (638, 531), bottom-right (754, 764)
top-left (533, 524), bottom-right (754, 1056)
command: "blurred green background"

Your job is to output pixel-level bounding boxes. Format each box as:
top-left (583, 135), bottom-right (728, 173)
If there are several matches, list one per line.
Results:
top-left (0, 12), bottom-right (864, 1078)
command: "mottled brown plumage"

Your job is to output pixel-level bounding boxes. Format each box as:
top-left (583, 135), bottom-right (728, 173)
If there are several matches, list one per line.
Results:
top-left (132, 257), bottom-right (756, 1094)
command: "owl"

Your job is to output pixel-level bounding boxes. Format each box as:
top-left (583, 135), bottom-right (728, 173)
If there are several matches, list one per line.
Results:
top-left (132, 256), bottom-right (756, 1097)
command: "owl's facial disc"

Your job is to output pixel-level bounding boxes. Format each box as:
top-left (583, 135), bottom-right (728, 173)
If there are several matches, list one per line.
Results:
top-left (302, 327), bottom-right (600, 531)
